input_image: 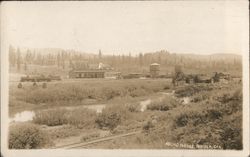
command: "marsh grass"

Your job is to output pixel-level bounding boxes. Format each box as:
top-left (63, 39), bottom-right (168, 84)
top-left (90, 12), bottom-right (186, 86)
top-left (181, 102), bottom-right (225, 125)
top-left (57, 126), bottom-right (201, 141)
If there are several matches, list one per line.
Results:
top-left (33, 108), bottom-right (97, 128)
top-left (10, 80), bottom-right (172, 105)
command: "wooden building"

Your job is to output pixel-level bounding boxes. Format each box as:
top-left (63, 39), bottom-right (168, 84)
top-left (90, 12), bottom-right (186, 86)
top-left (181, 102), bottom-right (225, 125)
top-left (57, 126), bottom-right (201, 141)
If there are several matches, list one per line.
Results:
top-left (105, 72), bottom-right (122, 79)
top-left (69, 70), bottom-right (105, 78)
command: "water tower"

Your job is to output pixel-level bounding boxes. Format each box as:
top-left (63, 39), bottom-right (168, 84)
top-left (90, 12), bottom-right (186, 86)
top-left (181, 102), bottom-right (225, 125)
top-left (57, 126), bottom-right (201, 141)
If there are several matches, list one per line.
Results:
top-left (150, 63), bottom-right (160, 78)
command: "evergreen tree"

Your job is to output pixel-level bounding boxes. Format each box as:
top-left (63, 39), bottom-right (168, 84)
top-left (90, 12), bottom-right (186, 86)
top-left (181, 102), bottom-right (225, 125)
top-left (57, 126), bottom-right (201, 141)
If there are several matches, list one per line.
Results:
top-left (9, 45), bottom-right (16, 67)
top-left (16, 48), bottom-right (21, 71)
top-left (99, 49), bottom-right (102, 60)
top-left (139, 53), bottom-right (143, 67)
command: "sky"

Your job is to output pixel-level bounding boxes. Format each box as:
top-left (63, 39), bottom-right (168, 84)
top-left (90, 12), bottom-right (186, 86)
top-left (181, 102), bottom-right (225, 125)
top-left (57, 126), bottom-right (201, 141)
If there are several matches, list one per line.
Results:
top-left (1, 1), bottom-right (248, 55)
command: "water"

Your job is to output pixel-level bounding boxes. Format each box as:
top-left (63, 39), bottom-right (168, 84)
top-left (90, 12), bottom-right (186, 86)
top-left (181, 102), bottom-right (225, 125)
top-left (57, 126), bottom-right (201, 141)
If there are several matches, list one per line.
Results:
top-left (64, 104), bottom-right (106, 113)
top-left (9, 104), bottom-right (106, 124)
top-left (85, 104), bottom-right (106, 113)
top-left (9, 90), bottom-right (184, 123)
top-left (182, 97), bottom-right (190, 104)
top-left (9, 111), bottom-right (35, 123)
top-left (139, 99), bottom-right (151, 112)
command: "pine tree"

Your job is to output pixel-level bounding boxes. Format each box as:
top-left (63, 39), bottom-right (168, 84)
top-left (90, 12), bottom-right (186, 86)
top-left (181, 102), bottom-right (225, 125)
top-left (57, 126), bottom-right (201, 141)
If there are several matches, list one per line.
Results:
top-left (139, 53), bottom-right (143, 67)
top-left (57, 53), bottom-right (61, 67)
top-left (16, 48), bottom-right (21, 71)
top-left (24, 62), bottom-right (27, 71)
top-left (9, 45), bottom-right (16, 67)
top-left (99, 49), bottom-right (102, 60)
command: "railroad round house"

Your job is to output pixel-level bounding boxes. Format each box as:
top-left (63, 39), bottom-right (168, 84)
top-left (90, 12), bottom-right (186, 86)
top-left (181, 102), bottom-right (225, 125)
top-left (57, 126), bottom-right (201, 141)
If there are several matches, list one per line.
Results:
top-left (69, 70), bottom-right (105, 78)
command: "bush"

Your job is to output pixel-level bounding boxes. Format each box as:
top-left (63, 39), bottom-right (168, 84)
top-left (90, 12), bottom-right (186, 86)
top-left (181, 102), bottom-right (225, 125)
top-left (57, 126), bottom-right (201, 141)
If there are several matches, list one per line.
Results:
top-left (67, 108), bottom-right (97, 129)
top-left (33, 108), bottom-right (68, 126)
top-left (46, 125), bottom-right (81, 139)
top-left (174, 113), bottom-right (189, 127)
top-left (80, 132), bottom-right (100, 142)
top-left (147, 96), bottom-right (179, 111)
top-left (126, 103), bottom-right (141, 112)
top-left (219, 114), bottom-right (242, 150)
top-left (112, 125), bottom-right (128, 134)
top-left (191, 92), bottom-right (211, 103)
top-left (42, 83), bottom-right (47, 89)
top-left (9, 123), bottom-right (51, 149)
top-left (17, 83), bottom-right (22, 89)
top-left (95, 112), bottom-right (121, 130)
top-left (170, 85), bottom-right (243, 150)
top-left (129, 88), bottom-right (147, 97)
top-left (143, 120), bottom-right (154, 132)
top-left (175, 84), bottom-right (213, 98)
top-left (95, 104), bottom-right (130, 130)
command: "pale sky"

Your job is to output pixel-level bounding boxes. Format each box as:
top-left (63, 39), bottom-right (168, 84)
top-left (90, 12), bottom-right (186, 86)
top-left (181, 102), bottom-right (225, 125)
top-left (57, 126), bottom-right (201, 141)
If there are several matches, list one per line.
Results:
top-left (1, 1), bottom-right (248, 55)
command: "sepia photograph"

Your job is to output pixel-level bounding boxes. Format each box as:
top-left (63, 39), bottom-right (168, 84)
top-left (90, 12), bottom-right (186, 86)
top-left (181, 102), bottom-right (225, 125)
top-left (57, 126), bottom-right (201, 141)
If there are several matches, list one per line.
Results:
top-left (0, 1), bottom-right (249, 157)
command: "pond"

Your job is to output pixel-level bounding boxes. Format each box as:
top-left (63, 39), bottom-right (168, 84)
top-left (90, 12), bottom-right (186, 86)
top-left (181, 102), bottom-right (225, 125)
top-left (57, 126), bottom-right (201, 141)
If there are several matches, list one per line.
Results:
top-left (9, 90), bottom-right (183, 123)
top-left (9, 110), bottom-right (35, 123)
top-left (139, 99), bottom-right (151, 112)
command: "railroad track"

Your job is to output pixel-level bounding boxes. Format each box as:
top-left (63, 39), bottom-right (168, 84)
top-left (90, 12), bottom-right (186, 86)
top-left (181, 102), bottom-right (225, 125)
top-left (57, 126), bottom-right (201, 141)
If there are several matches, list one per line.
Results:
top-left (52, 130), bottom-right (142, 149)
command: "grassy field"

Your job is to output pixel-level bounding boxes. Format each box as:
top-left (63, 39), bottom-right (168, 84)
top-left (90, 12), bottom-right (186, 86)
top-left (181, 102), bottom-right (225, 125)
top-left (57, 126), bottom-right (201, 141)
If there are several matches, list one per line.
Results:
top-left (9, 79), bottom-right (172, 115)
top-left (8, 78), bottom-right (242, 150)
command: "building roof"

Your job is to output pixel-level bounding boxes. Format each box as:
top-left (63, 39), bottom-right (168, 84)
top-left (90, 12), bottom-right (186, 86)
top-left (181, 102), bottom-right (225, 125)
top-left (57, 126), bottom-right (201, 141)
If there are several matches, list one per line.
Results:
top-left (150, 63), bottom-right (160, 66)
top-left (71, 70), bottom-right (105, 73)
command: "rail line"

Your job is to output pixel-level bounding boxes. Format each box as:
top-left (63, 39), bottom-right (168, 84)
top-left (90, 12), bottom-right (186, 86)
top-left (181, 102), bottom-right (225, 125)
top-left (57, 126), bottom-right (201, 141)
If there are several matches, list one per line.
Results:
top-left (52, 130), bottom-right (142, 149)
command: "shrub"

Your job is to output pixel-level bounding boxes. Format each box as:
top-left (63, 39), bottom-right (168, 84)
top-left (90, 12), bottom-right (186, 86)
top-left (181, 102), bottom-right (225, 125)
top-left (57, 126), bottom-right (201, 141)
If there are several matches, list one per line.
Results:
top-left (46, 125), bottom-right (81, 139)
top-left (206, 109), bottom-right (222, 121)
top-left (175, 84), bottom-right (213, 98)
top-left (80, 132), bottom-right (100, 142)
top-left (147, 96), bottom-right (179, 111)
top-left (126, 103), bottom-right (141, 112)
top-left (174, 108), bottom-right (223, 128)
top-left (170, 85), bottom-right (243, 150)
top-left (95, 112), bottom-right (121, 130)
top-left (101, 87), bottom-right (121, 100)
top-left (143, 120), bottom-right (154, 132)
top-left (33, 108), bottom-right (68, 126)
top-left (219, 113), bottom-right (242, 150)
top-left (174, 113), bottom-right (190, 127)
top-left (95, 104), bottom-right (130, 130)
top-left (9, 123), bottom-right (51, 149)
top-left (42, 83), bottom-right (47, 88)
top-left (220, 124), bottom-right (242, 150)
top-left (17, 83), bottom-right (22, 89)
top-left (67, 108), bottom-right (97, 129)
top-left (191, 91), bottom-right (211, 103)
top-left (129, 88), bottom-right (147, 97)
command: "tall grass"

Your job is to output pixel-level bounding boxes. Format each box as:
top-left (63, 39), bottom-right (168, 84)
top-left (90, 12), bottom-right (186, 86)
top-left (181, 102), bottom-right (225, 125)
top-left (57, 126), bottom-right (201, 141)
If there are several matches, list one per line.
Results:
top-left (33, 108), bottom-right (97, 128)
top-left (10, 80), bottom-right (172, 105)
top-left (33, 108), bottom-right (68, 126)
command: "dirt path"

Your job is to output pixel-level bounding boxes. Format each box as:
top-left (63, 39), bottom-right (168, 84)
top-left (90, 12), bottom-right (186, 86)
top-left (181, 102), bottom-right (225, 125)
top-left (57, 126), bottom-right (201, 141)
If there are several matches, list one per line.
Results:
top-left (53, 130), bottom-right (141, 149)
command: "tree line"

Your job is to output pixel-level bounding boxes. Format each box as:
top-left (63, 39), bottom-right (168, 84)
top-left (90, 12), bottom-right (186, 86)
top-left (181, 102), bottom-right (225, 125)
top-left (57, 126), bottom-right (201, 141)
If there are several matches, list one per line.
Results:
top-left (9, 45), bottom-right (242, 75)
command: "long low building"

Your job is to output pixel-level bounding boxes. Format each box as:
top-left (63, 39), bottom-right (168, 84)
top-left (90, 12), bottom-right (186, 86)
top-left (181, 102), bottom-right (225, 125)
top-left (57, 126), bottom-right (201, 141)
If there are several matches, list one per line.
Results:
top-left (69, 70), bottom-right (105, 78)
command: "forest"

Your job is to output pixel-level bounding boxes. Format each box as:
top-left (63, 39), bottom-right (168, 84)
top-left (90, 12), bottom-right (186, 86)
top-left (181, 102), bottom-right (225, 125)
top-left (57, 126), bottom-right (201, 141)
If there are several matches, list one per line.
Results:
top-left (8, 46), bottom-right (242, 77)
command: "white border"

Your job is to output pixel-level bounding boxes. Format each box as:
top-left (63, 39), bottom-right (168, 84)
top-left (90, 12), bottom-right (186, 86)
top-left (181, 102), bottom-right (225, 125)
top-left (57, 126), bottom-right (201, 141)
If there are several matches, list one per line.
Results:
top-left (1, 1), bottom-right (249, 157)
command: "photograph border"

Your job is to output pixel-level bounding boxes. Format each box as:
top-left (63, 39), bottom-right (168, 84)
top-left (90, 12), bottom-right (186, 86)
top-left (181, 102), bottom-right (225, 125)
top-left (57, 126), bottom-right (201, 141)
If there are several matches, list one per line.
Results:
top-left (1, 1), bottom-right (249, 157)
